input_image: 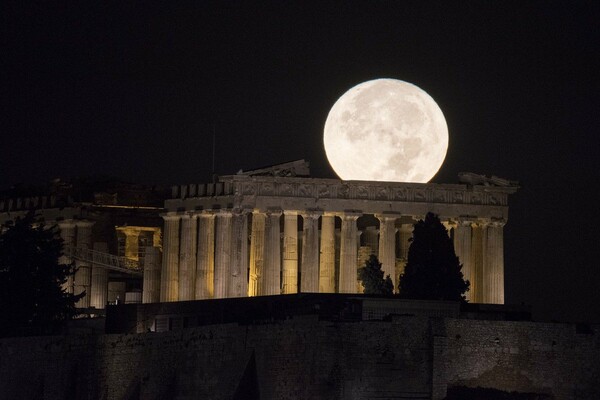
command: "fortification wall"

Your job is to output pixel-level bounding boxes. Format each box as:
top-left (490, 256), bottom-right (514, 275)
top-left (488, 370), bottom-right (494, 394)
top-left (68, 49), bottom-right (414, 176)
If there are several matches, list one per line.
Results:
top-left (0, 316), bottom-right (432, 400)
top-left (440, 319), bottom-right (600, 399)
top-left (0, 317), bottom-right (598, 400)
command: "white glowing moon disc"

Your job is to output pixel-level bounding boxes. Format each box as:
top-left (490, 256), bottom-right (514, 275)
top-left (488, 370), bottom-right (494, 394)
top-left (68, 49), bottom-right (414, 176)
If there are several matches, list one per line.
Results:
top-left (324, 78), bottom-right (448, 183)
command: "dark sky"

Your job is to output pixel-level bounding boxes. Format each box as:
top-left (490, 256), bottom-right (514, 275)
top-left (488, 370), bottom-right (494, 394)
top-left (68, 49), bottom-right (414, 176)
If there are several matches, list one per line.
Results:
top-left (2, 1), bottom-right (599, 322)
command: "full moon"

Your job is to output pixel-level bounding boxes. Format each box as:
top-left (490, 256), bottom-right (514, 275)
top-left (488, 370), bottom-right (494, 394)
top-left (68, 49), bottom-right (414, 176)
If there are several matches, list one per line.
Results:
top-left (323, 78), bottom-right (448, 183)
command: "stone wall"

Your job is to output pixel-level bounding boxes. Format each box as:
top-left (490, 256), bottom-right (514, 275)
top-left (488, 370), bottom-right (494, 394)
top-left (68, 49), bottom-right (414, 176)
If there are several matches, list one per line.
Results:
top-left (0, 317), bottom-right (598, 400)
top-left (442, 319), bottom-right (600, 399)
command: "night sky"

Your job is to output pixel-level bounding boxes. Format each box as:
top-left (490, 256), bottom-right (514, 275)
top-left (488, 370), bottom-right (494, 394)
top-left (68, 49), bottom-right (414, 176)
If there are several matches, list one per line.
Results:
top-left (2, 1), bottom-right (599, 322)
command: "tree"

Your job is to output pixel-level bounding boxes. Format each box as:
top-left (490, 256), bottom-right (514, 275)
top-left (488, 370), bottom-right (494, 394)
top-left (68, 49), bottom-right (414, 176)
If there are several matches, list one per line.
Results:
top-left (0, 212), bottom-right (82, 337)
top-left (358, 255), bottom-right (394, 295)
top-left (398, 212), bottom-right (469, 301)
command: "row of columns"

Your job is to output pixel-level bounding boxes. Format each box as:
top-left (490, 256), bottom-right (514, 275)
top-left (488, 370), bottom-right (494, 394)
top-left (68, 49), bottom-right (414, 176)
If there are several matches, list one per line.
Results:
top-left (160, 210), bottom-right (416, 300)
top-left (453, 219), bottom-right (505, 304)
top-left (58, 220), bottom-right (163, 308)
top-left (160, 211), bottom-right (506, 304)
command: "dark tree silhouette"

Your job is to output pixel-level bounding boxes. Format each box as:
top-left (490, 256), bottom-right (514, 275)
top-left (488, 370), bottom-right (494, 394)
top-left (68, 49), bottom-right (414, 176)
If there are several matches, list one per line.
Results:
top-left (358, 255), bottom-right (394, 295)
top-left (398, 212), bottom-right (469, 301)
top-left (0, 212), bottom-right (82, 337)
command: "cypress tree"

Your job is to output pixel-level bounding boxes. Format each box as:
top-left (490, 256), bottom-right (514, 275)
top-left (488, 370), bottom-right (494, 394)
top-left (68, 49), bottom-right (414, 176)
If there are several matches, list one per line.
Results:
top-left (0, 212), bottom-right (82, 337)
top-left (358, 255), bottom-right (394, 295)
top-left (398, 212), bottom-right (469, 301)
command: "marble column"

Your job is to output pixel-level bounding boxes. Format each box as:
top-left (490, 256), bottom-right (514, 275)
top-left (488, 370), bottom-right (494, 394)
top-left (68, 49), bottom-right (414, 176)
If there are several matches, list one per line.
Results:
top-left (300, 211), bottom-right (321, 293)
top-left (396, 223), bottom-right (413, 293)
top-left (483, 221), bottom-right (505, 304)
top-left (58, 220), bottom-right (76, 294)
top-left (248, 211), bottom-right (266, 297)
top-left (319, 213), bottom-right (336, 293)
top-left (282, 211), bottom-right (299, 294)
top-left (74, 220), bottom-right (94, 307)
top-left (195, 212), bottom-right (215, 300)
top-left (178, 214), bottom-right (197, 301)
top-left (339, 213), bottom-right (360, 293)
top-left (377, 214), bottom-right (397, 287)
top-left (454, 219), bottom-right (474, 302)
top-left (229, 209), bottom-right (249, 298)
top-left (470, 221), bottom-right (486, 303)
top-left (398, 224), bottom-right (412, 260)
top-left (90, 242), bottom-right (108, 309)
top-left (160, 214), bottom-right (180, 302)
top-left (142, 246), bottom-right (161, 304)
top-left (262, 210), bottom-right (281, 296)
top-left (214, 210), bottom-right (233, 299)
top-left (123, 228), bottom-right (140, 260)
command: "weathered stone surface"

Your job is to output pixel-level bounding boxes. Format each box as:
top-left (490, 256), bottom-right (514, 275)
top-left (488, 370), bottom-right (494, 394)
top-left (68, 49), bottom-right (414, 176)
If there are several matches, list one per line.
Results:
top-left (0, 316), bottom-right (597, 400)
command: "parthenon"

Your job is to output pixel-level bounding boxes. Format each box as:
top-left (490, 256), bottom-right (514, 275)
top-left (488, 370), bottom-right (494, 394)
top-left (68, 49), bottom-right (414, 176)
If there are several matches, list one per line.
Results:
top-left (158, 160), bottom-right (518, 304)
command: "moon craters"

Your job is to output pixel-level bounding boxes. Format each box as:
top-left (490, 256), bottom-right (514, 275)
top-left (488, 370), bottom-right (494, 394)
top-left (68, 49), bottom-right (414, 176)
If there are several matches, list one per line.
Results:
top-left (324, 78), bottom-right (448, 183)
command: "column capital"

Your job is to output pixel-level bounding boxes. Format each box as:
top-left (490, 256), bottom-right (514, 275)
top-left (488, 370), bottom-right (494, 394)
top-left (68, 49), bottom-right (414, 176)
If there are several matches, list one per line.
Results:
top-left (190, 210), bottom-right (217, 219)
top-left (488, 219), bottom-right (506, 228)
top-left (374, 213), bottom-right (400, 221)
top-left (74, 219), bottom-right (95, 228)
top-left (443, 218), bottom-right (458, 228)
top-left (472, 219), bottom-right (490, 228)
top-left (338, 211), bottom-right (362, 220)
top-left (455, 217), bottom-right (476, 227)
top-left (161, 212), bottom-right (181, 221)
top-left (265, 209), bottom-right (282, 217)
top-left (217, 208), bottom-right (233, 216)
top-left (57, 219), bottom-right (76, 228)
top-left (300, 210), bottom-right (322, 219)
top-left (283, 210), bottom-right (299, 217)
top-left (232, 207), bottom-right (251, 216)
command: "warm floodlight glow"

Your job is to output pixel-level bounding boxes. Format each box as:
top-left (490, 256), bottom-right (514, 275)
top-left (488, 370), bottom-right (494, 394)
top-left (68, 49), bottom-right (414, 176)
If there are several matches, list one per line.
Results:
top-left (323, 78), bottom-right (448, 183)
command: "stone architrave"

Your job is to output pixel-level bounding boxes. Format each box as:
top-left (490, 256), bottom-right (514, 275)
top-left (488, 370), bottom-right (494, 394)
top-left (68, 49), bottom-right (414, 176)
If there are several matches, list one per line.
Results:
top-left (282, 211), bottom-right (299, 294)
top-left (262, 210), bottom-right (282, 296)
top-left (58, 220), bottom-right (76, 294)
top-left (300, 211), bottom-right (321, 293)
top-left (74, 220), bottom-right (94, 308)
top-left (339, 212), bottom-right (360, 293)
top-left (454, 219), bottom-right (474, 302)
top-left (90, 242), bottom-right (108, 309)
top-left (229, 209), bottom-right (249, 298)
top-left (142, 246), bottom-right (161, 304)
top-left (178, 214), bottom-right (197, 301)
top-left (195, 212), bottom-right (215, 300)
top-left (319, 213), bottom-right (336, 293)
top-left (160, 214), bottom-right (180, 302)
top-left (214, 210), bottom-right (233, 299)
top-left (483, 220), bottom-right (505, 304)
top-left (376, 214), bottom-right (398, 287)
top-left (248, 211), bottom-right (266, 297)
top-left (470, 221), bottom-right (486, 303)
